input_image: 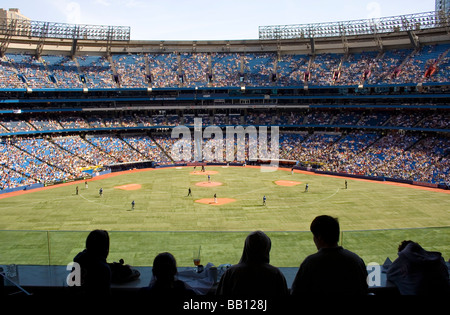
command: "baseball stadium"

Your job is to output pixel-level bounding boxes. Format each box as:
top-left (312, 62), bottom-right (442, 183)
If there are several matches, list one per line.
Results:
top-left (0, 4), bottom-right (449, 300)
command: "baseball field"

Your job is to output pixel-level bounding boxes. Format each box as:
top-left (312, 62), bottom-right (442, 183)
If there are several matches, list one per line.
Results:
top-left (0, 166), bottom-right (448, 267)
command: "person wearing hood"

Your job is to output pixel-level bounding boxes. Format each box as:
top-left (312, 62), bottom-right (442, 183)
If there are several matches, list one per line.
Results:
top-left (387, 240), bottom-right (450, 295)
top-left (216, 230), bottom-right (288, 296)
top-left (73, 229), bottom-right (111, 295)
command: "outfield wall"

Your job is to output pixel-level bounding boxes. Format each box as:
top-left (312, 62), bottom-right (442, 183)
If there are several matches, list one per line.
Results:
top-left (0, 169), bottom-right (110, 195)
top-left (1, 161), bottom-right (449, 196)
top-left (310, 168), bottom-right (449, 190)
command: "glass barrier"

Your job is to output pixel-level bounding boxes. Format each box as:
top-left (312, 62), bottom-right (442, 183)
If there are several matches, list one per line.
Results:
top-left (0, 228), bottom-right (448, 267)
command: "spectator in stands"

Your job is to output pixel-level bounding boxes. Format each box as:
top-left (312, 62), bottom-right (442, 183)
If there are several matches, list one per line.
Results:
top-left (140, 252), bottom-right (196, 297)
top-left (387, 240), bottom-right (450, 295)
top-left (291, 215), bottom-right (368, 295)
top-left (73, 229), bottom-right (111, 295)
top-left (216, 230), bottom-right (288, 296)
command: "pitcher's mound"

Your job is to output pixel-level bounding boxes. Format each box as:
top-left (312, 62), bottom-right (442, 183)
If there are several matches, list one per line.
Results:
top-left (190, 170), bottom-right (219, 175)
top-left (275, 180), bottom-right (302, 186)
top-left (195, 198), bottom-right (236, 205)
top-left (195, 181), bottom-right (223, 187)
top-left (114, 184), bottom-right (142, 190)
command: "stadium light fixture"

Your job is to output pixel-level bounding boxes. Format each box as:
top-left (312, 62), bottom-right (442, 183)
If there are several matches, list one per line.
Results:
top-left (259, 11), bottom-right (442, 40)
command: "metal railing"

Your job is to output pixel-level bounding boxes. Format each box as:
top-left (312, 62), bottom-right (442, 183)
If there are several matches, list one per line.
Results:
top-left (0, 267), bottom-right (32, 295)
top-left (0, 228), bottom-right (448, 267)
top-left (259, 11), bottom-right (450, 40)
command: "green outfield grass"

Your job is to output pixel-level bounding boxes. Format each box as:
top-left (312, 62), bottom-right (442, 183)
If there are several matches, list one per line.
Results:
top-left (0, 166), bottom-right (449, 267)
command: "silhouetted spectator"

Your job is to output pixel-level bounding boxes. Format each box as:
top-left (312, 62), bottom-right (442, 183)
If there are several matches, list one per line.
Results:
top-left (387, 240), bottom-right (450, 295)
top-left (140, 252), bottom-right (196, 297)
top-left (73, 229), bottom-right (111, 295)
top-left (216, 230), bottom-right (289, 296)
top-left (291, 215), bottom-right (368, 295)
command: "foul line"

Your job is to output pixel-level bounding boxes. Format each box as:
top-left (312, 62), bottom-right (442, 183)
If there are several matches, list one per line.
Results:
top-left (305, 187), bottom-right (340, 205)
top-left (78, 193), bottom-right (117, 209)
top-left (231, 186), bottom-right (267, 199)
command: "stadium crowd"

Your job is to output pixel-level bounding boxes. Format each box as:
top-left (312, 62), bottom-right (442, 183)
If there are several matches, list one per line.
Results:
top-left (0, 121), bottom-right (449, 190)
top-left (1, 110), bottom-right (448, 132)
top-left (0, 43), bottom-right (448, 191)
top-left (0, 44), bottom-right (449, 89)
